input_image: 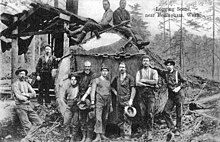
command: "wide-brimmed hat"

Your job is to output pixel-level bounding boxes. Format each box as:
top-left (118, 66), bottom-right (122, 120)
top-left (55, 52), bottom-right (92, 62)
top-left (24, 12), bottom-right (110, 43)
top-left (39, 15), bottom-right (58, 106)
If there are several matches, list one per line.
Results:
top-left (164, 58), bottom-right (175, 66)
top-left (124, 106), bottom-right (137, 117)
top-left (77, 99), bottom-right (91, 110)
top-left (15, 67), bottom-right (28, 75)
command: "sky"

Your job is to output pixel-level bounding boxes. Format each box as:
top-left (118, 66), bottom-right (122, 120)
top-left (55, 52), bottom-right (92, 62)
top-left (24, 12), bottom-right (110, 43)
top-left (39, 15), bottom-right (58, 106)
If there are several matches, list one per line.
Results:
top-left (1, 0), bottom-right (219, 38)
top-left (78, 0), bottom-right (219, 39)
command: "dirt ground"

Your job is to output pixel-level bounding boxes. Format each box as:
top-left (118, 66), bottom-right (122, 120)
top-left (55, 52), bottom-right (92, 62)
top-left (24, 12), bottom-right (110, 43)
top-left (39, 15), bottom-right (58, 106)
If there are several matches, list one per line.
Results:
top-left (1, 79), bottom-right (220, 142)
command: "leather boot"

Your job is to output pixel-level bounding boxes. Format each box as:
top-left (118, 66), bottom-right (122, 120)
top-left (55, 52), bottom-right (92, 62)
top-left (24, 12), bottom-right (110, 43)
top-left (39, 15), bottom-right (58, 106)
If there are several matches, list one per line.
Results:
top-left (85, 130), bottom-right (93, 142)
top-left (136, 41), bottom-right (150, 49)
top-left (70, 31), bottom-right (86, 44)
top-left (93, 30), bottom-right (101, 39)
top-left (92, 133), bottom-right (101, 142)
top-left (80, 131), bottom-right (87, 142)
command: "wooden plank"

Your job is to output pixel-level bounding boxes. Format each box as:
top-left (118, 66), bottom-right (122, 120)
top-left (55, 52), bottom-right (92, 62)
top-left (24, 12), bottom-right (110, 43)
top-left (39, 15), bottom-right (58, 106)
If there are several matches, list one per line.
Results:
top-left (6, 29), bottom-right (66, 38)
top-left (11, 17), bottom-right (18, 86)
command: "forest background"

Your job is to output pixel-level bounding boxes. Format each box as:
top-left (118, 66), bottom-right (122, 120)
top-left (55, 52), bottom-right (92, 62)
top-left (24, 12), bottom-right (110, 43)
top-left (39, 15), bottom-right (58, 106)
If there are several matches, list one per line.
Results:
top-left (0, 0), bottom-right (220, 80)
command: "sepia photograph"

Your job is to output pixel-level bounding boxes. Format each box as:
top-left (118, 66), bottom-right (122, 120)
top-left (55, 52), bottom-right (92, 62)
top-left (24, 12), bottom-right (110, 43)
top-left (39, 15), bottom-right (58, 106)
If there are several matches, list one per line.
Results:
top-left (0, 0), bottom-right (220, 141)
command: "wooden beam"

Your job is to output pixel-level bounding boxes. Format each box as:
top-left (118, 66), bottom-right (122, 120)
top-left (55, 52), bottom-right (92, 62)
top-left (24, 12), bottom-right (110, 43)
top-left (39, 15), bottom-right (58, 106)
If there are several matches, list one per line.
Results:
top-left (11, 17), bottom-right (18, 85)
top-left (6, 29), bottom-right (66, 38)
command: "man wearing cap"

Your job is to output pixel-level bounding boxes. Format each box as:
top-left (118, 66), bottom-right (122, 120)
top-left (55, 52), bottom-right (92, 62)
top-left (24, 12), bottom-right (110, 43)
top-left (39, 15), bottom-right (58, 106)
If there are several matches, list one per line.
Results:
top-left (136, 55), bottom-right (158, 140)
top-left (73, 61), bottom-right (97, 142)
top-left (90, 65), bottom-right (112, 142)
top-left (152, 58), bottom-right (187, 136)
top-left (12, 67), bottom-right (42, 138)
top-left (62, 73), bottom-right (80, 141)
top-left (65, 0), bottom-right (113, 44)
top-left (36, 45), bottom-right (58, 106)
top-left (113, 0), bottom-right (150, 49)
top-left (111, 62), bottom-right (136, 139)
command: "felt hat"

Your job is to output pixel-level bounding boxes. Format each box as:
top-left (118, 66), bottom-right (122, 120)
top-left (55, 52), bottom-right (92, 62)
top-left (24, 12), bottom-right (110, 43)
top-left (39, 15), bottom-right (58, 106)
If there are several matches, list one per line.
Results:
top-left (164, 58), bottom-right (175, 66)
top-left (15, 67), bottom-right (28, 75)
top-left (100, 65), bottom-right (109, 71)
top-left (124, 106), bottom-right (137, 117)
top-left (77, 99), bottom-right (91, 110)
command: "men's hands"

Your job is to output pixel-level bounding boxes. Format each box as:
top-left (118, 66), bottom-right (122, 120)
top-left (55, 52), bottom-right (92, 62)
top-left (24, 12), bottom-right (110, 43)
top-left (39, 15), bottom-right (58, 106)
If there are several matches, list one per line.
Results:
top-left (173, 86), bottom-right (181, 93)
top-left (36, 76), bottom-right (41, 81)
top-left (81, 95), bottom-right (87, 102)
top-left (110, 104), bottom-right (113, 113)
top-left (128, 99), bottom-right (133, 106)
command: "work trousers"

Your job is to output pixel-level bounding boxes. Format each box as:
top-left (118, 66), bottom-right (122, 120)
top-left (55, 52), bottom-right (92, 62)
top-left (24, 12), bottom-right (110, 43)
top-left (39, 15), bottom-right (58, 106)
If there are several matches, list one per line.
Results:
top-left (38, 72), bottom-right (52, 105)
top-left (139, 88), bottom-right (155, 131)
top-left (163, 89), bottom-right (185, 131)
top-left (83, 21), bottom-right (111, 33)
top-left (63, 100), bottom-right (79, 136)
top-left (15, 104), bottom-right (42, 134)
top-left (94, 94), bottom-right (111, 134)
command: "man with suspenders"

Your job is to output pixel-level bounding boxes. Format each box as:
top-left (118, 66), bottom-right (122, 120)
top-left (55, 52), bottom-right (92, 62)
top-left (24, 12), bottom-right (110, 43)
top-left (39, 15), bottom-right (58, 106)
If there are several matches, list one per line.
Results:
top-left (136, 55), bottom-right (158, 140)
top-left (153, 58), bottom-right (187, 136)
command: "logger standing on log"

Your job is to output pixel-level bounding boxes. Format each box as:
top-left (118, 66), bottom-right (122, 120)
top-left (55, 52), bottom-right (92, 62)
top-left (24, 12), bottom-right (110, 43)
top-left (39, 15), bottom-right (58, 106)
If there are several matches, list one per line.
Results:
top-left (152, 59), bottom-right (187, 136)
top-left (12, 67), bottom-right (42, 139)
top-left (36, 45), bottom-right (57, 107)
top-left (113, 0), bottom-right (150, 49)
top-left (74, 61), bottom-right (96, 142)
top-left (62, 73), bottom-right (80, 141)
top-left (65, 0), bottom-right (113, 44)
top-left (111, 62), bottom-right (136, 139)
top-left (90, 65), bottom-right (112, 142)
top-left (136, 55), bottom-right (158, 141)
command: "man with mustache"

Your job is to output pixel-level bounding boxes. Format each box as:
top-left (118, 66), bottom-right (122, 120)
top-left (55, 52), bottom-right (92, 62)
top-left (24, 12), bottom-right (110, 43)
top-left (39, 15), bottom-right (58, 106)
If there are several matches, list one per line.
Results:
top-left (152, 59), bottom-right (187, 136)
top-left (74, 61), bottom-right (97, 142)
top-left (136, 55), bottom-right (158, 140)
top-left (36, 45), bottom-right (57, 106)
top-left (12, 67), bottom-right (42, 141)
top-left (111, 62), bottom-right (136, 139)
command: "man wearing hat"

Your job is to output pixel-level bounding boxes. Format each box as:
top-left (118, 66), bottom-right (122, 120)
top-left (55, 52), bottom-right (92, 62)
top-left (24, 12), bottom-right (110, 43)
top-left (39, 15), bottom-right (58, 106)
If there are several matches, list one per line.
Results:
top-left (90, 65), bottom-right (112, 142)
top-left (12, 67), bottom-right (42, 137)
top-left (36, 45), bottom-right (58, 106)
top-left (136, 55), bottom-right (158, 140)
top-left (111, 62), bottom-right (136, 139)
top-left (153, 58), bottom-right (187, 136)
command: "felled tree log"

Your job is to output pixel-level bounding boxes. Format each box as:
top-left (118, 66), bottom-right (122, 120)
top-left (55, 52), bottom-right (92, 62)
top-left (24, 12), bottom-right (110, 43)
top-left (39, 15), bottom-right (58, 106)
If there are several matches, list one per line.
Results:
top-left (55, 32), bottom-right (169, 124)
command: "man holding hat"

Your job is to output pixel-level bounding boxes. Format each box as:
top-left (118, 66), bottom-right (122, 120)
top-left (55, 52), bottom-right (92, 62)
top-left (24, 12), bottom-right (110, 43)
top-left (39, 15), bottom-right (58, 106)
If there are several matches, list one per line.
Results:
top-left (12, 67), bottom-right (42, 137)
top-left (36, 45), bottom-right (58, 106)
top-left (136, 55), bottom-right (158, 140)
top-left (153, 58), bottom-right (187, 136)
top-left (90, 65), bottom-right (112, 142)
top-left (111, 62), bottom-right (136, 139)
top-left (74, 60), bottom-right (97, 142)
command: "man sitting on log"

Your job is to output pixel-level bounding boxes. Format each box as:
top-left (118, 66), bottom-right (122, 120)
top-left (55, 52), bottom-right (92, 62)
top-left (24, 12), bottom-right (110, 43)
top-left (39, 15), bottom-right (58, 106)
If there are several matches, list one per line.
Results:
top-left (113, 0), bottom-right (150, 49)
top-left (152, 59), bottom-right (187, 136)
top-left (12, 67), bottom-right (42, 139)
top-left (136, 55), bottom-right (158, 141)
top-left (65, 0), bottom-right (113, 44)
